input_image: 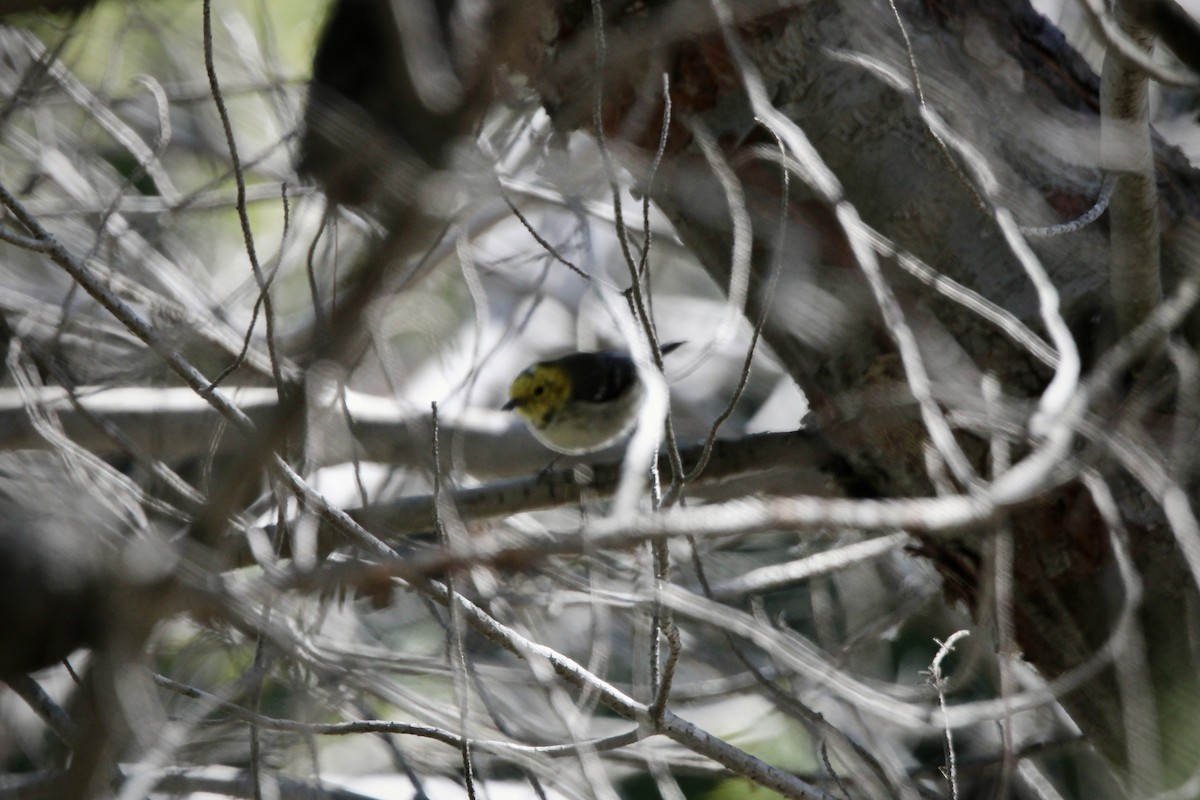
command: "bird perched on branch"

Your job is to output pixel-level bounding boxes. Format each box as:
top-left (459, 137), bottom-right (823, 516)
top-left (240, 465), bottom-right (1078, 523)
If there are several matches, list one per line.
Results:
top-left (503, 342), bottom-right (683, 454)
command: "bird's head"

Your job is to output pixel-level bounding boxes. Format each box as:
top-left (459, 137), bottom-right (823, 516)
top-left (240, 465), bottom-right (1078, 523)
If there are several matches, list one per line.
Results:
top-left (502, 363), bottom-right (572, 429)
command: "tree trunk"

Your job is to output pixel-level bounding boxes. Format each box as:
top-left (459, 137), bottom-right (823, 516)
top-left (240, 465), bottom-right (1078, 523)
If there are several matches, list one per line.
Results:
top-left (532, 0), bottom-right (1200, 786)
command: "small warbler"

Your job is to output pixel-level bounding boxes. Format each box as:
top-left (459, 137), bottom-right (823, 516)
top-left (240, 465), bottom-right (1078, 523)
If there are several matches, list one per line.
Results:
top-left (502, 342), bottom-right (683, 454)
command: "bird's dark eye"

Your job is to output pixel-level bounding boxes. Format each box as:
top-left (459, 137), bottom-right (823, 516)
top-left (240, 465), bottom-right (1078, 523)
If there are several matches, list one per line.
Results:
top-left (533, 386), bottom-right (545, 396)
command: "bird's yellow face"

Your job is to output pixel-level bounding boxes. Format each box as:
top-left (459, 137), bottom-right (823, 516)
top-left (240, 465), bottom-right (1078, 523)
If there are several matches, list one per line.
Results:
top-left (504, 364), bottom-right (572, 429)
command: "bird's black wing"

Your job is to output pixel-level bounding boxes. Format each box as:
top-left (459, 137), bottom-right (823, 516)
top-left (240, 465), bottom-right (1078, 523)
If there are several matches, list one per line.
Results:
top-left (557, 352), bottom-right (637, 404)
top-left (556, 343), bottom-right (683, 404)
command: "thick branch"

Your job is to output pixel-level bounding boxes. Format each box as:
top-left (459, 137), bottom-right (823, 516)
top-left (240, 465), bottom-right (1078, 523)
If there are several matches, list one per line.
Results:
top-left (1102, 0), bottom-right (1164, 339)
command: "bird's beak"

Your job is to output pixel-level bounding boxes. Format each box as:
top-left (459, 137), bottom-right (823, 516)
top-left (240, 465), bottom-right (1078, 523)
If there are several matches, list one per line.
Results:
top-left (502, 398), bottom-right (520, 411)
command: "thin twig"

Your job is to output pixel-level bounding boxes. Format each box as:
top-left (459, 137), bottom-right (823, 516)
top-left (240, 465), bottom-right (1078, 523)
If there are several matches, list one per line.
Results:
top-left (427, 583), bottom-right (839, 800)
top-left (433, 401), bottom-right (478, 800)
top-left (885, 0), bottom-right (989, 216)
top-left (6, 674), bottom-right (81, 748)
top-left (1020, 175), bottom-right (1114, 238)
top-left (155, 671), bottom-right (646, 757)
top-left (202, 0), bottom-right (284, 394)
top-left (502, 193), bottom-right (593, 282)
top-left (927, 630), bottom-right (970, 800)
top-left (670, 123), bottom-right (789, 501)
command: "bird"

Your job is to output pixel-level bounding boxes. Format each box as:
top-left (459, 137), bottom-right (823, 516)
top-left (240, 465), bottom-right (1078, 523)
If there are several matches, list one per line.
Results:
top-left (502, 342), bottom-right (683, 454)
